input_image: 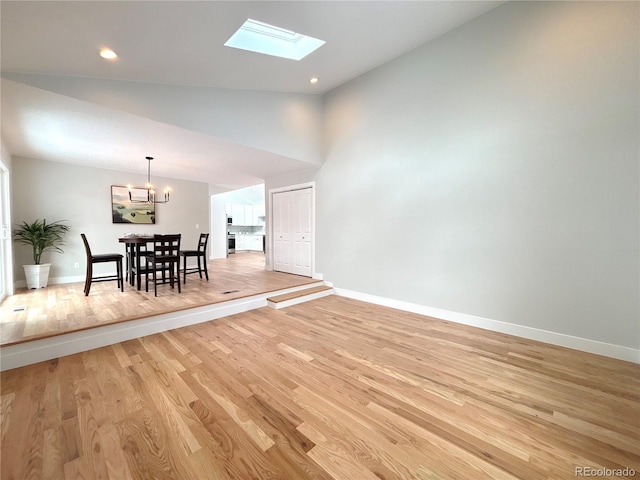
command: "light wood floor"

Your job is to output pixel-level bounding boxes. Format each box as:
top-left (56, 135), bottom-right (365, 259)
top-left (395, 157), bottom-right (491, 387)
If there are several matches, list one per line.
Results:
top-left (1, 294), bottom-right (638, 479)
top-left (0, 253), bottom-right (317, 346)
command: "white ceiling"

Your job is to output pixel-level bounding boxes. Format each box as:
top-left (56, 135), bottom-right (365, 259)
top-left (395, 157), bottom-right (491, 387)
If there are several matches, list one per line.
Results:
top-left (1, 0), bottom-right (503, 191)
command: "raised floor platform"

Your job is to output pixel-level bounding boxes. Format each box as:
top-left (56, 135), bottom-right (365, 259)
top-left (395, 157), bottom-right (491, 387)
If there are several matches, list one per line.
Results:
top-left (0, 281), bottom-right (326, 371)
top-left (0, 253), bottom-right (323, 370)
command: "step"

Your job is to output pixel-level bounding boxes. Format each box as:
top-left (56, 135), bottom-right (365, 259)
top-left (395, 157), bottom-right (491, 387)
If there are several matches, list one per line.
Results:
top-left (267, 285), bottom-right (333, 309)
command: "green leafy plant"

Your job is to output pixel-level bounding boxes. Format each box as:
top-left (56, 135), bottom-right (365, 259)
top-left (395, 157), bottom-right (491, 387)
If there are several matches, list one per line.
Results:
top-left (13, 219), bottom-right (70, 265)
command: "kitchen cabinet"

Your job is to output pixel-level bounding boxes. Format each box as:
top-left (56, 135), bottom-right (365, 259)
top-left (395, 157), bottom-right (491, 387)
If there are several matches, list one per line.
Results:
top-left (236, 236), bottom-right (248, 251)
top-left (234, 235), bottom-right (263, 251)
top-left (251, 236), bottom-right (263, 252)
top-left (228, 204), bottom-right (265, 226)
top-left (231, 204), bottom-right (245, 226)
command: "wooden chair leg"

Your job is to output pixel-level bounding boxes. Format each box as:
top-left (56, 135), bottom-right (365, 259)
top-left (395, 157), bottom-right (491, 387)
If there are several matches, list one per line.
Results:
top-left (125, 246), bottom-right (129, 282)
top-left (183, 255), bottom-right (188, 284)
top-left (84, 262), bottom-right (93, 296)
top-left (203, 256), bottom-right (209, 281)
top-left (177, 261), bottom-right (181, 293)
top-left (154, 264), bottom-right (158, 297)
top-left (118, 259), bottom-right (124, 292)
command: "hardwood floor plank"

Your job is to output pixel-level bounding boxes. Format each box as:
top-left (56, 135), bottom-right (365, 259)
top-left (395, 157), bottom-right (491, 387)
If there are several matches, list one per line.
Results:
top-left (75, 388), bottom-right (110, 480)
top-left (187, 398), bottom-right (275, 480)
top-left (98, 424), bottom-right (134, 480)
top-left (293, 385), bottom-right (426, 480)
top-left (191, 369), bottom-right (275, 451)
top-left (1, 375), bottom-right (31, 479)
top-left (62, 455), bottom-right (95, 480)
top-left (110, 343), bottom-right (133, 369)
top-left (60, 417), bottom-right (82, 465)
top-left (42, 427), bottom-right (64, 480)
top-left (116, 407), bottom-right (184, 480)
top-left (304, 442), bottom-right (382, 480)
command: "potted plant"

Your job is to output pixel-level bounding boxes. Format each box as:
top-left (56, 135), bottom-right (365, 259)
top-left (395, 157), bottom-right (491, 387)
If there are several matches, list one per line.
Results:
top-left (13, 219), bottom-right (70, 289)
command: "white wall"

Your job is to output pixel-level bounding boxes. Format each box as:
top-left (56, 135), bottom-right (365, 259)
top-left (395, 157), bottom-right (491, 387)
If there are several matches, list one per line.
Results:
top-left (2, 74), bottom-right (324, 166)
top-left (223, 184), bottom-right (265, 206)
top-left (210, 194), bottom-right (227, 259)
top-left (12, 156), bottom-right (210, 282)
top-left (317, 1), bottom-right (639, 350)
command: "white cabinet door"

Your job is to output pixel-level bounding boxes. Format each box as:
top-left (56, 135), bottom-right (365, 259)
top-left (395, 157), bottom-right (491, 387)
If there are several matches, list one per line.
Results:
top-left (231, 204), bottom-right (245, 225)
top-left (253, 204), bottom-right (265, 226)
top-left (251, 236), bottom-right (262, 251)
top-left (237, 236), bottom-right (250, 251)
top-left (272, 188), bottom-right (312, 276)
top-left (273, 192), bottom-right (291, 272)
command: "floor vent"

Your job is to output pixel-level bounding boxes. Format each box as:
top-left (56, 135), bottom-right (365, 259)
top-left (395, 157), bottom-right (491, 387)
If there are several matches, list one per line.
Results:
top-left (13, 306), bottom-right (27, 312)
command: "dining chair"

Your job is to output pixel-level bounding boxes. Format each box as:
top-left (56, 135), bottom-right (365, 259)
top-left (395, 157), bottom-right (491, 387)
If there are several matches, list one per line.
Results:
top-left (180, 233), bottom-right (209, 283)
top-left (129, 240), bottom-right (150, 289)
top-left (144, 234), bottom-right (181, 296)
top-left (81, 233), bottom-right (124, 296)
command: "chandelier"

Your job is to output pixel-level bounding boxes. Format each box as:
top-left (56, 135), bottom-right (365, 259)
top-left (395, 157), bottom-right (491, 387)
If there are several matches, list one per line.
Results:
top-left (128, 156), bottom-right (171, 204)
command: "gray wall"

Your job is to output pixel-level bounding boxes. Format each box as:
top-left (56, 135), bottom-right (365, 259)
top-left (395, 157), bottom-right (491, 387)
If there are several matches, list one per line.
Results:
top-left (12, 156), bottom-right (209, 281)
top-left (316, 1), bottom-right (639, 348)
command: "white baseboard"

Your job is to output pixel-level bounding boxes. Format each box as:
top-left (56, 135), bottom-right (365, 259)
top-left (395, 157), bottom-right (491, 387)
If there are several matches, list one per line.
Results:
top-left (15, 274), bottom-right (86, 289)
top-left (334, 288), bottom-right (640, 364)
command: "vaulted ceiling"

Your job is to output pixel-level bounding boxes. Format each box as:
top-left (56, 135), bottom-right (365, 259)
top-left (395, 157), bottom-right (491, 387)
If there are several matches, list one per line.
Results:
top-left (1, 1), bottom-right (503, 191)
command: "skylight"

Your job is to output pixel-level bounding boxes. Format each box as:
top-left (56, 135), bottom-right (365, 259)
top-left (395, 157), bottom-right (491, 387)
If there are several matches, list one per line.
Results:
top-left (224, 19), bottom-right (325, 61)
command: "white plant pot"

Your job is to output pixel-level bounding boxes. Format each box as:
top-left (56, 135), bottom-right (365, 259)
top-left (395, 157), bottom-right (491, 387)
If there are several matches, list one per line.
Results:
top-left (23, 264), bottom-right (51, 289)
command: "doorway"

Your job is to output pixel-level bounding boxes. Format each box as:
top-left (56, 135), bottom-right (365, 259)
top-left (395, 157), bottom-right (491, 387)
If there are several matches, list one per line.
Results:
top-left (270, 184), bottom-right (314, 277)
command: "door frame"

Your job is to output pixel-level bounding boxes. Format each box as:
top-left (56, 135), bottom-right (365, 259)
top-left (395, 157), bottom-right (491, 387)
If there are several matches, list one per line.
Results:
top-left (266, 182), bottom-right (318, 279)
top-left (0, 160), bottom-right (14, 301)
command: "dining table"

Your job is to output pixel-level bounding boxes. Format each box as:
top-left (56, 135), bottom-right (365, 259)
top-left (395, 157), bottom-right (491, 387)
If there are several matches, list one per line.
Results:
top-left (118, 235), bottom-right (155, 291)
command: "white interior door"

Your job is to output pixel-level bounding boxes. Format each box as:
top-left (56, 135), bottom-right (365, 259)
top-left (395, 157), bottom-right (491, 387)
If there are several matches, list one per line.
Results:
top-left (291, 188), bottom-right (312, 277)
top-left (273, 191), bottom-right (291, 273)
top-left (272, 186), bottom-right (313, 277)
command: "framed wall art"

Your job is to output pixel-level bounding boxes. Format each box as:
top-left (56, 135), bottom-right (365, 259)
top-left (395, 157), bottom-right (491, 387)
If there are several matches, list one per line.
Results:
top-left (111, 185), bottom-right (156, 224)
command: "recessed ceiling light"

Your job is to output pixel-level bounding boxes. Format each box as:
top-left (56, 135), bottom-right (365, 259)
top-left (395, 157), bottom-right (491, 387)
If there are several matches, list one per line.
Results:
top-left (225, 19), bottom-right (325, 61)
top-left (309, 77), bottom-right (319, 84)
top-left (99, 48), bottom-right (118, 60)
